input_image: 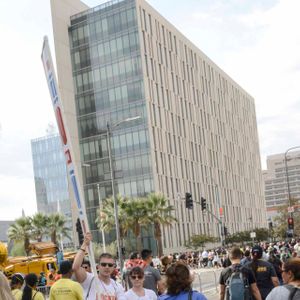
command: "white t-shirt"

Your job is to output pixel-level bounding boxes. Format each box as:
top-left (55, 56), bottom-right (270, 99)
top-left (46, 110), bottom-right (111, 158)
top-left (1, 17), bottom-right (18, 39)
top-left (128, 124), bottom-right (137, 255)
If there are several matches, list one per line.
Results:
top-left (81, 272), bottom-right (126, 300)
top-left (125, 288), bottom-right (157, 300)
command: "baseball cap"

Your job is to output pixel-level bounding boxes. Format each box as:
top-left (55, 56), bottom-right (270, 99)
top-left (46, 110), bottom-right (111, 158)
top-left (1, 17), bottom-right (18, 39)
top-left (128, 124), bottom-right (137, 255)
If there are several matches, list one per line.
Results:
top-left (59, 260), bottom-right (72, 275)
top-left (251, 245), bottom-right (263, 258)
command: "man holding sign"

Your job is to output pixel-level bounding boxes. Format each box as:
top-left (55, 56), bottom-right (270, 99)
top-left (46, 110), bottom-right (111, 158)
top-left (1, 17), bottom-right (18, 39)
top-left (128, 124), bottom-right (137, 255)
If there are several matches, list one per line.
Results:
top-left (73, 233), bottom-right (126, 300)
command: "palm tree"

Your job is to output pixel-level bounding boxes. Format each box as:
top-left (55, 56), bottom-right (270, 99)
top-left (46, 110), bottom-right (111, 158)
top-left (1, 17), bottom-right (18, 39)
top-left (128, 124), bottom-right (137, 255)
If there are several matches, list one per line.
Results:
top-left (30, 213), bottom-right (49, 242)
top-left (123, 198), bottom-right (148, 252)
top-left (7, 217), bottom-right (32, 255)
top-left (144, 193), bottom-right (177, 257)
top-left (95, 195), bottom-right (129, 247)
top-left (46, 213), bottom-right (71, 245)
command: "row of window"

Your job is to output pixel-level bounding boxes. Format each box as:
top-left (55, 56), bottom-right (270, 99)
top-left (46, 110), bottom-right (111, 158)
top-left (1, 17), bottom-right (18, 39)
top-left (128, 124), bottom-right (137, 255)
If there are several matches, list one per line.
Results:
top-left (70, 7), bottom-right (137, 48)
top-left (81, 128), bottom-right (149, 161)
top-left (76, 80), bottom-right (144, 116)
top-left (72, 31), bottom-right (140, 71)
top-left (78, 102), bottom-right (145, 139)
top-left (84, 152), bottom-right (151, 185)
top-left (84, 175), bottom-right (154, 210)
top-left (73, 55), bottom-right (142, 94)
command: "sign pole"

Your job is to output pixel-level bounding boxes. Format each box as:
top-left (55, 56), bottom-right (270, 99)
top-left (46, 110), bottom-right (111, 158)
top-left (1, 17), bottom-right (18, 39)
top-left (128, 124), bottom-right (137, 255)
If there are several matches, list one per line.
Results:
top-left (41, 36), bottom-right (101, 295)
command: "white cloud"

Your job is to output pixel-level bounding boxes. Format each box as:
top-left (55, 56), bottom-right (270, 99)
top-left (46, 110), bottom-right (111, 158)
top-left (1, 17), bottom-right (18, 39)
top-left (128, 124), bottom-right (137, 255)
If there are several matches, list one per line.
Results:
top-left (0, 175), bottom-right (36, 220)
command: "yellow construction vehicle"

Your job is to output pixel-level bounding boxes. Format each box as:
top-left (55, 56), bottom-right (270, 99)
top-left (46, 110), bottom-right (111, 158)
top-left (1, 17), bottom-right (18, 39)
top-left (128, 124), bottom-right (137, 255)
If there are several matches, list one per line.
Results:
top-left (0, 241), bottom-right (76, 278)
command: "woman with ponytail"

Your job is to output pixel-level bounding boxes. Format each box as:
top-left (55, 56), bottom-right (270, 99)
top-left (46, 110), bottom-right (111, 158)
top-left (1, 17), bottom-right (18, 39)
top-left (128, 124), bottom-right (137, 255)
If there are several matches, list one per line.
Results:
top-left (10, 273), bottom-right (24, 300)
top-left (21, 273), bottom-right (44, 300)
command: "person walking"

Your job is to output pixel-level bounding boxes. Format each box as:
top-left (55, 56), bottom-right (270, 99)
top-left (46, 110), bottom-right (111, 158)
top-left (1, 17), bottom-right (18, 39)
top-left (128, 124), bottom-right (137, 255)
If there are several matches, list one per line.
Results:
top-left (266, 258), bottom-right (300, 299)
top-left (245, 246), bottom-right (279, 299)
top-left (72, 232), bottom-right (126, 300)
top-left (22, 273), bottom-right (44, 300)
top-left (0, 271), bottom-right (15, 300)
top-left (219, 247), bottom-right (262, 300)
top-left (141, 249), bottom-right (163, 295)
top-left (158, 262), bottom-right (207, 300)
top-left (49, 260), bottom-right (83, 300)
top-left (125, 267), bottom-right (157, 300)
top-left (10, 273), bottom-right (24, 300)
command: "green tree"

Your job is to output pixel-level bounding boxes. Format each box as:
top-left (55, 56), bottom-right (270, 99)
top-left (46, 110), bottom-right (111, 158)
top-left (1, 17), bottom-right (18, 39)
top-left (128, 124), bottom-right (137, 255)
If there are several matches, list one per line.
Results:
top-left (30, 213), bottom-right (49, 242)
top-left (95, 195), bottom-right (129, 248)
top-left (47, 213), bottom-right (71, 245)
top-left (7, 217), bottom-right (32, 255)
top-left (273, 198), bottom-right (300, 239)
top-left (254, 228), bottom-right (269, 241)
top-left (122, 198), bottom-right (147, 253)
top-left (186, 234), bottom-right (217, 250)
top-left (10, 241), bottom-right (26, 257)
top-left (143, 193), bottom-right (177, 257)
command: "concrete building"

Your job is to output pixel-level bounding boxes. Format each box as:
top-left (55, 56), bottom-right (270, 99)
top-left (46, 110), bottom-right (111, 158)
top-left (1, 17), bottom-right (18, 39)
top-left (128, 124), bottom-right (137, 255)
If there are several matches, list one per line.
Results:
top-left (50, 0), bottom-right (266, 253)
top-left (31, 134), bottom-right (74, 246)
top-left (263, 151), bottom-right (300, 220)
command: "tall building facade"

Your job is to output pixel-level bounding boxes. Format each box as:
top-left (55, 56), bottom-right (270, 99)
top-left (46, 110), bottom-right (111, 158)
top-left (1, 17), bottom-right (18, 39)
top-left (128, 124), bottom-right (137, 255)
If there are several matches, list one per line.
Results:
top-left (50, 0), bottom-right (266, 253)
top-left (263, 151), bottom-right (300, 220)
top-left (31, 134), bottom-right (74, 244)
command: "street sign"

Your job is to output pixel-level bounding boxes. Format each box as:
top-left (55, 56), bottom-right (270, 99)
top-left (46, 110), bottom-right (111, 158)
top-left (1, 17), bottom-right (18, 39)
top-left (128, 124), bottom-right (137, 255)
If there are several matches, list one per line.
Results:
top-left (250, 232), bottom-right (256, 238)
top-left (288, 206), bottom-right (294, 213)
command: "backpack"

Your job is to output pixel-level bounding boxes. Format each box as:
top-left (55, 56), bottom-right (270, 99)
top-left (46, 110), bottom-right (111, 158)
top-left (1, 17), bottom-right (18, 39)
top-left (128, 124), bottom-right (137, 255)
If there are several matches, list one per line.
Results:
top-left (285, 285), bottom-right (300, 300)
top-left (225, 265), bottom-right (251, 300)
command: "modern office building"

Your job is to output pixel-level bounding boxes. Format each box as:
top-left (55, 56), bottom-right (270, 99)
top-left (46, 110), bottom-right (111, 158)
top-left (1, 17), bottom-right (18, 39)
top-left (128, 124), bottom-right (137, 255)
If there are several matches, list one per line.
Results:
top-left (263, 151), bottom-right (300, 220)
top-left (31, 134), bottom-right (74, 245)
top-left (50, 0), bottom-right (266, 253)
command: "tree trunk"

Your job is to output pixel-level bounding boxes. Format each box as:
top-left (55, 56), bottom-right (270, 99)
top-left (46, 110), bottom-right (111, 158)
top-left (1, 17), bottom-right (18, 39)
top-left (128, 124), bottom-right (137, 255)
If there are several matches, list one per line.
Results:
top-left (154, 222), bottom-right (163, 257)
top-left (51, 231), bottom-right (57, 245)
top-left (134, 223), bottom-right (142, 253)
top-left (24, 237), bottom-right (30, 256)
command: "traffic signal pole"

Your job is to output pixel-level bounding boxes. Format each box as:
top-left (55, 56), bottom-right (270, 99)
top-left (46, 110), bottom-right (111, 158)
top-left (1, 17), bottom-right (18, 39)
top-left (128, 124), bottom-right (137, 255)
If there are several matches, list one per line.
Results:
top-left (197, 201), bottom-right (224, 246)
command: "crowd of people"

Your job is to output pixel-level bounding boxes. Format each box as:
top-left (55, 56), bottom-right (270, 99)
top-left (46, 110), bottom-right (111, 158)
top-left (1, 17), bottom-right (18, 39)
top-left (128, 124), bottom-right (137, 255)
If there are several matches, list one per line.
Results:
top-left (0, 235), bottom-right (300, 300)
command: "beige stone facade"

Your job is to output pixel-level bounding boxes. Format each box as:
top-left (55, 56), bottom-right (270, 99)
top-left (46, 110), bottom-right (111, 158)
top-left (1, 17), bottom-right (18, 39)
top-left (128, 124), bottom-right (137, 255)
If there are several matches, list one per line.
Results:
top-left (50, 0), bottom-right (266, 253)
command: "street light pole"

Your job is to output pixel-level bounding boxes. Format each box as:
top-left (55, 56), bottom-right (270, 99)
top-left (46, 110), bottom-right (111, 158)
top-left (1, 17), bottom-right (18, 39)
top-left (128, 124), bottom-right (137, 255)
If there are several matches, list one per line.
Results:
top-left (284, 146), bottom-right (300, 216)
top-left (97, 183), bottom-right (106, 252)
top-left (106, 116), bottom-right (141, 271)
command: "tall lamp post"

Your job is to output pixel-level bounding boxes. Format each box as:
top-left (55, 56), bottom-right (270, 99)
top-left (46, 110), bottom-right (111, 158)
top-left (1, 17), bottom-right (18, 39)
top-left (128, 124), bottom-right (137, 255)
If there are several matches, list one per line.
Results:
top-left (107, 116), bottom-right (141, 270)
top-left (97, 183), bottom-right (106, 252)
top-left (284, 146), bottom-right (300, 216)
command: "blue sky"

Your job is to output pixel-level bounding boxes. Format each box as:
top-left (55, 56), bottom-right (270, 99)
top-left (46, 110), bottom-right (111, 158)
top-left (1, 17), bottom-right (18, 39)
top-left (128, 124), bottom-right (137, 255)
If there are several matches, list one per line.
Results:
top-left (0, 0), bottom-right (299, 220)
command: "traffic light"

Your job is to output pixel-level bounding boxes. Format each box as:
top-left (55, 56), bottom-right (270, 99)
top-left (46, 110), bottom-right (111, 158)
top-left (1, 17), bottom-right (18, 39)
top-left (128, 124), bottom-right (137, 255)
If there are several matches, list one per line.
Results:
top-left (288, 217), bottom-right (294, 230)
top-left (76, 218), bottom-right (84, 245)
top-left (200, 197), bottom-right (207, 211)
top-left (223, 226), bottom-right (228, 236)
top-left (185, 193), bottom-right (193, 209)
top-left (268, 222), bottom-right (273, 230)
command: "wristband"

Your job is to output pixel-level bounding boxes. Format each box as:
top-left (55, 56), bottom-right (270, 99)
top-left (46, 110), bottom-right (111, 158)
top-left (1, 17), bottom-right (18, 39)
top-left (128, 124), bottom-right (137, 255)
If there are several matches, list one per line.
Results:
top-left (80, 248), bottom-right (86, 252)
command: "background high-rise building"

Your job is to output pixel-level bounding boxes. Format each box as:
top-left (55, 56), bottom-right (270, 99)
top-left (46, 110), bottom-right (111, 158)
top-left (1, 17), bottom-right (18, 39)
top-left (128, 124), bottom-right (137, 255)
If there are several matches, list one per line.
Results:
top-left (31, 134), bottom-right (74, 245)
top-left (50, 0), bottom-right (266, 253)
top-left (263, 151), bottom-right (300, 220)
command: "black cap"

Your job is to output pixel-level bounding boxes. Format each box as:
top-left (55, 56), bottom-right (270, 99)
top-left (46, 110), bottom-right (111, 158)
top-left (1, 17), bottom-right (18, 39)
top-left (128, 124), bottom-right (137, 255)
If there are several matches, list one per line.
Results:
top-left (251, 246), bottom-right (263, 258)
top-left (59, 260), bottom-right (72, 275)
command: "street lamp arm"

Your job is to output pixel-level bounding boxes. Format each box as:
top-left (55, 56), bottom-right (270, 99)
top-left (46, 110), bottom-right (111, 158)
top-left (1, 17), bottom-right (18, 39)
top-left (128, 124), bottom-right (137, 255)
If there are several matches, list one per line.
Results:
top-left (284, 145), bottom-right (300, 217)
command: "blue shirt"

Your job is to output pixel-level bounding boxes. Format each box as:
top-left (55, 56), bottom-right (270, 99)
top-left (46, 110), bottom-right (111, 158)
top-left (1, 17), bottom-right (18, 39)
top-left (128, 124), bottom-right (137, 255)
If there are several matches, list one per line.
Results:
top-left (159, 291), bottom-right (207, 300)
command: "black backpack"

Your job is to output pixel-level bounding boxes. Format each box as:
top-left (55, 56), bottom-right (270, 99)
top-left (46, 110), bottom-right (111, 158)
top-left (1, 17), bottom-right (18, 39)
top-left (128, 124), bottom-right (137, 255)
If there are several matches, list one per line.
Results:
top-left (285, 285), bottom-right (300, 300)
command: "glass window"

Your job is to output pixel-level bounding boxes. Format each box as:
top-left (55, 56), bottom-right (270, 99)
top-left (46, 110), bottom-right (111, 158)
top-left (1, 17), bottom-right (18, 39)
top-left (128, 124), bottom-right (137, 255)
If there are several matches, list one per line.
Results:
top-left (102, 18), bottom-right (108, 34)
top-left (126, 132), bottom-right (133, 151)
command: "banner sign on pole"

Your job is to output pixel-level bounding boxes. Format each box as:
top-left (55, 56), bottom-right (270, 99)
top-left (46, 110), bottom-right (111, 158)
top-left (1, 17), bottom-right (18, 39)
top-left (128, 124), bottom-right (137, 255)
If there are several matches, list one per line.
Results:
top-left (41, 37), bottom-right (100, 293)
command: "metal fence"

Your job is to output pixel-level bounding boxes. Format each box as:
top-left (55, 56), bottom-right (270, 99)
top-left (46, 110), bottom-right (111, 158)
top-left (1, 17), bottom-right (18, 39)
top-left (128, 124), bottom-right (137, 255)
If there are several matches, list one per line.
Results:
top-left (193, 269), bottom-right (220, 294)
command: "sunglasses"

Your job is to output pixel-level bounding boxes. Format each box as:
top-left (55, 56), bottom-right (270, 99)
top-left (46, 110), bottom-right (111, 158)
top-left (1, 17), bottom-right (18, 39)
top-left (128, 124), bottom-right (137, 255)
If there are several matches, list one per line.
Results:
top-left (131, 275), bottom-right (143, 280)
top-left (100, 262), bottom-right (114, 267)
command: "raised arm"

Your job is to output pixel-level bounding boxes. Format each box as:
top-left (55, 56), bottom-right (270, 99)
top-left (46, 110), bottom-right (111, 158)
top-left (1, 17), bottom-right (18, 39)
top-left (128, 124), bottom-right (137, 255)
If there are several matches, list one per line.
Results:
top-left (72, 232), bottom-right (92, 283)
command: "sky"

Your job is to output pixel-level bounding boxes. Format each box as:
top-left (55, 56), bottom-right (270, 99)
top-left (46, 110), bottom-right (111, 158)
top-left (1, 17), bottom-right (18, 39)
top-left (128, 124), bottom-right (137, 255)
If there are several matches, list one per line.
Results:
top-left (0, 0), bottom-right (299, 221)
